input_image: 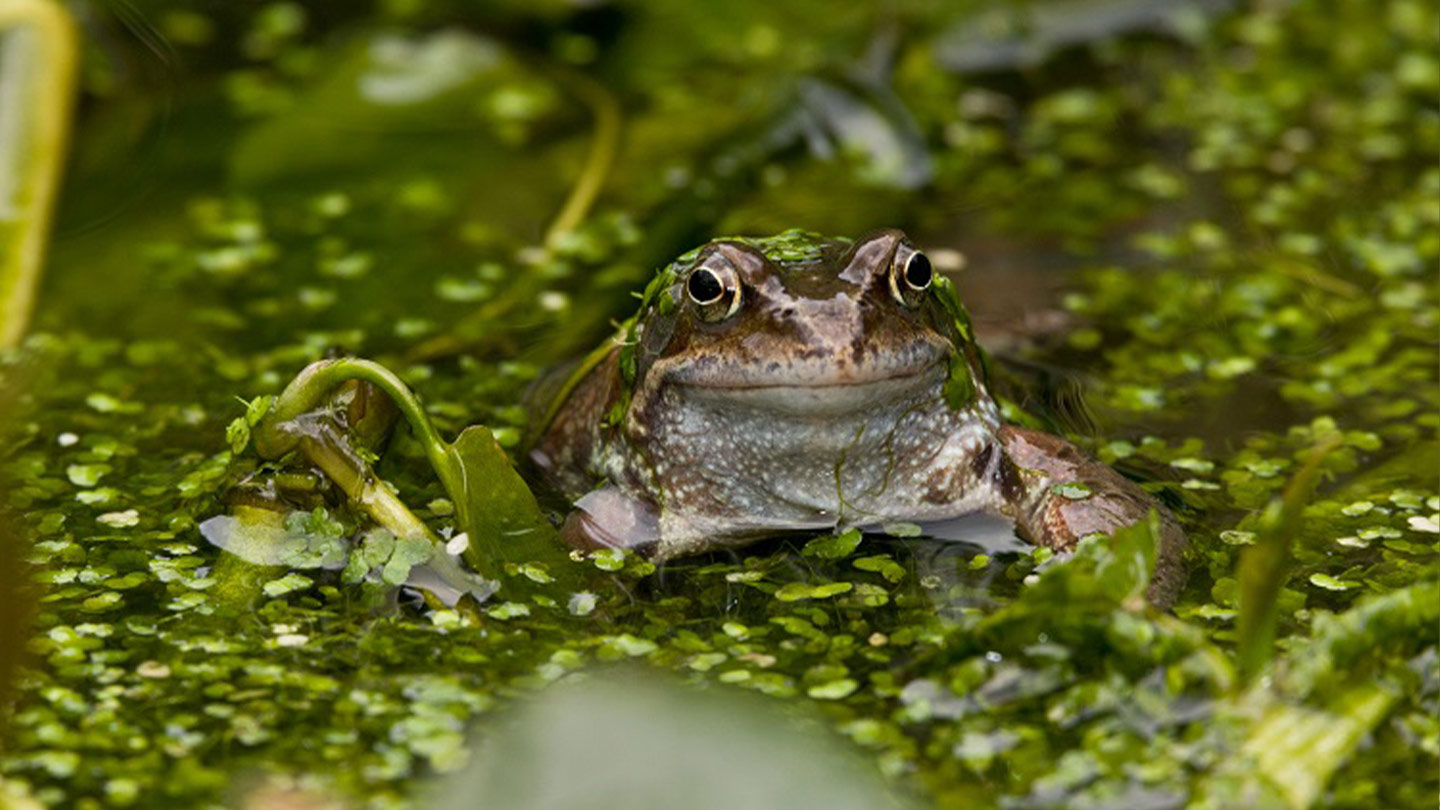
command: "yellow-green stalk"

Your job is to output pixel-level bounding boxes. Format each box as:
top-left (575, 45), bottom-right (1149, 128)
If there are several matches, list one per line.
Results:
top-left (0, 0), bottom-right (77, 348)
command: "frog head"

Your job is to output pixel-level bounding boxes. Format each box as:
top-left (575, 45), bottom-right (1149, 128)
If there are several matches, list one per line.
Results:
top-left (620, 228), bottom-right (986, 424)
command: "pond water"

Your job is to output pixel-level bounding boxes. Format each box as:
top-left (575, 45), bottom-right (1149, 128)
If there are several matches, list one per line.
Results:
top-left (1, 1), bottom-right (1436, 809)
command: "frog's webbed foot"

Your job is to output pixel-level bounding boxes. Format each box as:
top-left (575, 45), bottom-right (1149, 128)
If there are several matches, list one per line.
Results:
top-left (998, 426), bottom-right (1187, 608)
top-left (560, 486), bottom-right (662, 555)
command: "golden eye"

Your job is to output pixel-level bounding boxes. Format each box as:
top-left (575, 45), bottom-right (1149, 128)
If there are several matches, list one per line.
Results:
top-left (686, 258), bottom-right (742, 322)
top-left (890, 247), bottom-right (932, 306)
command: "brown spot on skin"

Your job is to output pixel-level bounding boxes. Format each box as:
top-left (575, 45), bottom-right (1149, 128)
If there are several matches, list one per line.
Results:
top-left (922, 466), bottom-right (958, 505)
top-left (969, 441), bottom-right (995, 480)
top-left (995, 455), bottom-right (1027, 505)
top-left (969, 440), bottom-right (1027, 505)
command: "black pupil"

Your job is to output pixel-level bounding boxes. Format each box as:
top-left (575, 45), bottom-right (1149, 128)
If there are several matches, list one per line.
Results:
top-left (904, 253), bottom-right (932, 289)
top-left (688, 268), bottom-right (725, 303)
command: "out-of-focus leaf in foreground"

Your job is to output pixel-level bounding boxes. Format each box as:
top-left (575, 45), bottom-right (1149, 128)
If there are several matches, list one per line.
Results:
top-left (432, 672), bottom-right (919, 810)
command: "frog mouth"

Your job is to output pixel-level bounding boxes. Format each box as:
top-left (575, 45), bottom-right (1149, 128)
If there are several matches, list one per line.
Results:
top-left (678, 363), bottom-right (946, 415)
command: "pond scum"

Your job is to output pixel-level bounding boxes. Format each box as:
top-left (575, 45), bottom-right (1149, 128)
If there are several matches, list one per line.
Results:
top-left (1, 1), bottom-right (1436, 808)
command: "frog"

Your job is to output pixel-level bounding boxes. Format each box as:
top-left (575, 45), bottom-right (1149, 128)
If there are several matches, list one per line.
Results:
top-left (527, 228), bottom-right (1186, 604)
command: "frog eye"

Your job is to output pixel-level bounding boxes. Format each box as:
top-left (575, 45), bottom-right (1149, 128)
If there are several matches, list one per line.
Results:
top-left (685, 258), bottom-right (743, 322)
top-left (889, 247), bottom-right (932, 307)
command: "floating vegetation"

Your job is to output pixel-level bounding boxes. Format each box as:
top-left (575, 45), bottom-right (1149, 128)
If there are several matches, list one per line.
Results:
top-left (0, 0), bottom-right (1435, 808)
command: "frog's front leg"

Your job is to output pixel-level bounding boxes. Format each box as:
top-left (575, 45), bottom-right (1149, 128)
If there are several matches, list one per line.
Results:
top-left (995, 426), bottom-right (1187, 608)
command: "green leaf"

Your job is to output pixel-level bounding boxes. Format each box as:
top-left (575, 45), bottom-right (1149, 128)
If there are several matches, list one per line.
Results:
top-left (978, 515), bottom-right (1161, 642)
top-left (1052, 482), bottom-right (1093, 500)
top-left (486, 602), bottom-right (530, 620)
top-left (943, 351), bottom-right (976, 410)
top-left (853, 555), bottom-right (907, 583)
top-left (244, 394), bottom-right (274, 426)
top-left (1237, 436), bottom-right (1342, 682)
top-left (882, 522), bottom-right (923, 538)
top-left (1204, 684), bottom-right (1399, 810)
top-left (801, 529), bottom-right (862, 560)
top-left (442, 426), bottom-right (563, 584)
top-left (589, 549), bottom-right (625, 572)
top-left (226, 417), bottom-right (250, 454)
top-left (807, 679), bottom-right (859, 700)
top-left (775, 581), bottom-right (852, 602)
top-left (262, 573), bottom-right (313, 598)
top-left (1307, 573), bottom-right (1358, 591)
top-left (342, 528), bottom-right (396, 583)
top-left (66, 464), bottom-right (110, 488)
top-left (381, 535), bottom-right (434, 585)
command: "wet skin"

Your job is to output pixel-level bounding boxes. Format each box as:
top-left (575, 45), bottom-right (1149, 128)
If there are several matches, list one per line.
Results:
top-left (528, 229), bottom-right (1186, 605)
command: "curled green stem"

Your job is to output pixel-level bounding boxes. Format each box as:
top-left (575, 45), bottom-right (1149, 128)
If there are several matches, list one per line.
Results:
top-left (255, 358), bottom-right (462, 499)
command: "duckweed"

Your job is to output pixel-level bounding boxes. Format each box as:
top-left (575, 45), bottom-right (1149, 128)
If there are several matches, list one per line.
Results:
top-left (2, 0), bottom-right (1436, 809)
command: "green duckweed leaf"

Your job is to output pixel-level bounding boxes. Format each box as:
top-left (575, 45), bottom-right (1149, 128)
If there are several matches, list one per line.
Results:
top-left (802, 529), bottom-right (863, 559)
top-left (775, 581), bottom-right (852, 602)
top-left (262, 573), bottom-right (313, 597)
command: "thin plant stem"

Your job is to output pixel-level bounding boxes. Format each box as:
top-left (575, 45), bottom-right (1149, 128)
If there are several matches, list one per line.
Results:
top-left (1235, 434), bottom-right (1344, 683)
top-left (542, 66), bottom-right (621, 248)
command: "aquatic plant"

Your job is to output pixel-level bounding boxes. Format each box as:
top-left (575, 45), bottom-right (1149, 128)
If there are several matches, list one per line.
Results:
top-left (0, 1), bottom-right (1434, 808)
